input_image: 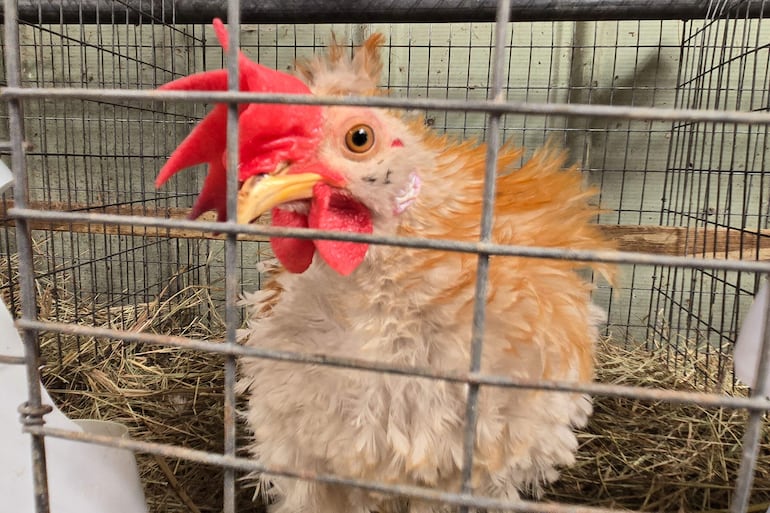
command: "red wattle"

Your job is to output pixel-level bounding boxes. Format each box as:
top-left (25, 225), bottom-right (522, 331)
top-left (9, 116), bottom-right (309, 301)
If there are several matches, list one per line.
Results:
top-left (308, 183), bottom-right (372, 276)
top-left (270, 207), bottom-right (315, 273)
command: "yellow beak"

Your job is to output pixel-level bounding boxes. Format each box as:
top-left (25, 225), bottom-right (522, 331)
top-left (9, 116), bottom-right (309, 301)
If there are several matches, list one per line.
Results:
top-left (237, 172), bottom-right (323, 224)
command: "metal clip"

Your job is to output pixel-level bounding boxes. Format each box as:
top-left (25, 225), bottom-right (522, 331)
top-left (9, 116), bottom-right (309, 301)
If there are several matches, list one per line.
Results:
top-left (18, 402), bottom-right (53, 427)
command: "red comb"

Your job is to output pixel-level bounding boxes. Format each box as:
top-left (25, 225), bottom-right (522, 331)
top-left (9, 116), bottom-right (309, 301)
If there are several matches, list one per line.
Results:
top-left (157, 19), bottom-right (373, 276)
top-left (155, 18), bottom-right (321, 221)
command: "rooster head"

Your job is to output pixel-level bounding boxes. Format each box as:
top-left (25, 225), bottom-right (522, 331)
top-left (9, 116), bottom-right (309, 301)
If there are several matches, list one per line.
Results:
top-left (156, 20), bottom-right (422, 276)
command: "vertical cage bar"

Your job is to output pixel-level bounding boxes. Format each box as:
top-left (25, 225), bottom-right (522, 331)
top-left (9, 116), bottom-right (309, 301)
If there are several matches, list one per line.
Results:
top-left (458, 0), bottom-right (511, 505)
top-left (224, 1), bottom-right (241, 512)
top-left (730, 277), bottom-right (770, 513)
top-left (3, 0), bottom-right (52, 512)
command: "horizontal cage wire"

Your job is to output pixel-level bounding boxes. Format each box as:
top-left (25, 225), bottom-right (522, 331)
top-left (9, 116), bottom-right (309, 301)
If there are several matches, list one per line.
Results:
top-left (1, 1), bottom-right (769, 513)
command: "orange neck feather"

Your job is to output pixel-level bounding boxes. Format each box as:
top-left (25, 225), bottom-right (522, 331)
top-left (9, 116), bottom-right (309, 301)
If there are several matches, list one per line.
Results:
top-left (398, 125), bottom-right (615, 285)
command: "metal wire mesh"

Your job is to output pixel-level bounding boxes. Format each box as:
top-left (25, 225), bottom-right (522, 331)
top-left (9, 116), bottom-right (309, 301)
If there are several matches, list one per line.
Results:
top-left (1, 17), bottom-right (275, 354)
top-left (3, 18), bottom-right (692, 340)
top-left (649, 0), bottom-right (770, 388)
top-left (1, 1), bottom-right (770, 513)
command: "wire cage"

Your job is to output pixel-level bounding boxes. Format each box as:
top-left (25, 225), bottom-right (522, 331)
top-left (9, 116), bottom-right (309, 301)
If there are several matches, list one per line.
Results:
top-left (648, 3), bottom-right (770, 388)
top-left (1, 1), bottom-right (769, 513)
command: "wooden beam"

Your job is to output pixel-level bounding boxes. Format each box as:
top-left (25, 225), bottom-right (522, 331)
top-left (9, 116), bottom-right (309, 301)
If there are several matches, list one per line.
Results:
top-left (600, 224), bottom-right (770, 260)
top-left (0, 200), bottom-right (272, 243)
top-left (2, 201), bottom-right (769, 259)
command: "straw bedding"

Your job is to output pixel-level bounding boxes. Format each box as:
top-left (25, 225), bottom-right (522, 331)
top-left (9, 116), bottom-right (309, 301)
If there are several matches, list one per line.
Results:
top-left (545, 340), bottom-right (770, 512)
top-left (2, 251), bottom-right (768, 512)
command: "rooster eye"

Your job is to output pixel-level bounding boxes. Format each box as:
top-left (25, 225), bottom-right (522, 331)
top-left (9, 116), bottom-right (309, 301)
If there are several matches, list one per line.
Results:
top-left (345, 124), bottom-right (375, 153)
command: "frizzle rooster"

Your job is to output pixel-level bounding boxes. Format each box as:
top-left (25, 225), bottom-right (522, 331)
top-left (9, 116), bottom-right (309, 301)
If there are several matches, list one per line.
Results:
top-left (156, 19), bottom-right (615, 513)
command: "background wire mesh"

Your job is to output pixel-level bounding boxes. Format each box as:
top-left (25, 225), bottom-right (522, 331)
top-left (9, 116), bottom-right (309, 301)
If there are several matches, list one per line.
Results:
top-left (1, 0), bottom-right (769, 512)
